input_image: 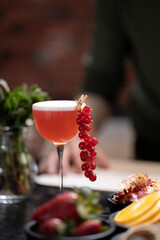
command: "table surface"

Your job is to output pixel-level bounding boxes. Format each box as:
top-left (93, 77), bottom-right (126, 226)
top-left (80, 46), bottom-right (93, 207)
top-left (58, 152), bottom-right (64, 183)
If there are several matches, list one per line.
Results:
top-left (0, 184), bottom-right (112, 240)
top-left (35, 158), bottom-right (160, 192)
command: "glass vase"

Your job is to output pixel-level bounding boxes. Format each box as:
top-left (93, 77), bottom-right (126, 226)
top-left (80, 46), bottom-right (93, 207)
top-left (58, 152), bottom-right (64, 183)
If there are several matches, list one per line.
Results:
top-left (0, 126), bottom-right (37, 203)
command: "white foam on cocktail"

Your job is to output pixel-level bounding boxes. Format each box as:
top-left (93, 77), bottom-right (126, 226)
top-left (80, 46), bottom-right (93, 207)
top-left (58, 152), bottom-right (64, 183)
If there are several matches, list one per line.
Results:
top-left (32, 100), bottom-right (85, 111)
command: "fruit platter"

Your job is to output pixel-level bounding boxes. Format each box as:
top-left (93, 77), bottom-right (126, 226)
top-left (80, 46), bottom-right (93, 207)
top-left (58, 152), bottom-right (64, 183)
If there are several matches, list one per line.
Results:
top-left (107, 173), bottom-right (160, 240)
top-left (25, 172), bottom-right (160, 240)
top-left (25, 187), bottom-right (116, 240)
top-left (107, 173), bottom-right (160, 212)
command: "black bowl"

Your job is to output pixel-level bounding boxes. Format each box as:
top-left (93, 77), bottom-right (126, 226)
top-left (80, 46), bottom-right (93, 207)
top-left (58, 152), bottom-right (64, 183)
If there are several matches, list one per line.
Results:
top-left (24, 219), bottom-right (116, 240)
top-left (109, 212), bottom-right (128, 232)
top-left (107, 193), bottom-right (130, 212)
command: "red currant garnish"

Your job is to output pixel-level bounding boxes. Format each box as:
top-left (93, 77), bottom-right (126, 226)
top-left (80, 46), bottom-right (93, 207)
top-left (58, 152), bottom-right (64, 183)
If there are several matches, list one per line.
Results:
top-left (81, 162), bottom-right (89, 171)
top-left (79, 142), bottom-right (87, 150)
top-left (76, 117), bottom-right (84, 125)
top-left (84, 125), bottom-right (91, 132)
top-left (78, 111), bottom-right (84, 117)
top-left (78, 131), bottom-right (86, 139)
top-left (83, 115), bottom-right (92, 124)
top-left (83, 105), bottom-right (91, 115)
top-left (86, 156), bottom-right (94, 162)
top-left (84, 170), bottom-right (92, 178)
top-left (76, 103), bottom-right (98, 182)
top-left (84, 135), bottom-right (92, 143)
top-left (89, 173), bottom-right (97, 182)
top-left (90, 162), bottom-right (96, 170)
top-left (90, 151), bottom-right (97, 157)
top-left (80, 150), bottom-right (88, 161)
top-left (90, 137), bottom-right (98, 146)
top-left (78, 125), bottom-right (85, 131)
top-left (87, 144), bottom-right (95, 152)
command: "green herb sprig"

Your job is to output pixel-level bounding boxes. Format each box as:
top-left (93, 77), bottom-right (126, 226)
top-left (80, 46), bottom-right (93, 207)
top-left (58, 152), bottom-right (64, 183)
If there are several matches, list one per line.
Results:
top-left (0, 79), bottom-right (51, 127)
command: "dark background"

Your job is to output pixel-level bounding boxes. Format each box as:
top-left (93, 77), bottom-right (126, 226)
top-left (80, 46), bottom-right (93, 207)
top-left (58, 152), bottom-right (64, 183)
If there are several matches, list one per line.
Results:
top-left (0, 0), bottom-right (135, 111)
top-left (0, 0), bottom-right (96, 99)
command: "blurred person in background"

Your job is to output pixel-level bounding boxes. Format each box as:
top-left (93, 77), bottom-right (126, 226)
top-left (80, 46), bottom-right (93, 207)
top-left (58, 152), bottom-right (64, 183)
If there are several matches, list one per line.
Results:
top-left (31, 0), bottom-right (160, 174)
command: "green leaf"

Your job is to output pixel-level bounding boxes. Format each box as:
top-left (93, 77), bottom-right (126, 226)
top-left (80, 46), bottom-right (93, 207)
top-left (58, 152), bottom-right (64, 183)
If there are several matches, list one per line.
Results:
top-left (102, 225), bottom-right (109, 232)
top-left (0, 81), bottom-right (51, 127)
top-left (75, 187), bottom-right (103, 221)
top-left (29, 85), bottom-right (51, 103)
top-left (0, 79), bottom-right (10, 102)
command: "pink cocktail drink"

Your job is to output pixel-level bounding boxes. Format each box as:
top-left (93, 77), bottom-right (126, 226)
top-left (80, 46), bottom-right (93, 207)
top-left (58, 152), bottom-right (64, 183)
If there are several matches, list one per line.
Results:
top-left (32, 102), bottom-right (78, 144)
top-left (32, 100), bottom-right (79, 191)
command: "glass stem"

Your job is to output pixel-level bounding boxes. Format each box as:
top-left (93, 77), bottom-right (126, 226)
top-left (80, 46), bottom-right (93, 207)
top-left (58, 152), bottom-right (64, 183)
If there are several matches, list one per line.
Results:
top-left (56, 145), bottom-right (65, 192)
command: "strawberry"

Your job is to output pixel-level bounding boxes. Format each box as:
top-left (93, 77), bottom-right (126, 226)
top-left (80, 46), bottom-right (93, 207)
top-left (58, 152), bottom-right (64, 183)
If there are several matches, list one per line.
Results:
top-left (32, 191), bottom-right (80, 223)
top-left (74, 219), bottom-right (103, 236)
top-left (38, 218), bottom-right (66, 237)
top-left (32, 188), bottom-right (103, 224)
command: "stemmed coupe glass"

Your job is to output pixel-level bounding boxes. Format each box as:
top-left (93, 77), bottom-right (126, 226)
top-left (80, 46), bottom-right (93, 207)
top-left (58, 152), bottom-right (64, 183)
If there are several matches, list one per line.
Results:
top-left (32, 100), bottom-right (79, 192)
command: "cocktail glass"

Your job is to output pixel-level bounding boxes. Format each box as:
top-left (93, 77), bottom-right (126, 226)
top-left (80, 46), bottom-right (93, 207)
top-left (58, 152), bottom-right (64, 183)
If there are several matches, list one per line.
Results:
top-left (32, 100), bottom-right (78, 191)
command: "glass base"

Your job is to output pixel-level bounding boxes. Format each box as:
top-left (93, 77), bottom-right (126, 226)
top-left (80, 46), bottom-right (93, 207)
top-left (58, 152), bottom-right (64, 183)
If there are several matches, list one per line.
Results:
top-left (0, 193), bottom-right (27, 204)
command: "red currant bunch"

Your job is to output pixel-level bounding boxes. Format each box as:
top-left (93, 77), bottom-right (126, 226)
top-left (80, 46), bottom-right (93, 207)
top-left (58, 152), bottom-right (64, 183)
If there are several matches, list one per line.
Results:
top-left (76, 105), bottom-right (98, 182)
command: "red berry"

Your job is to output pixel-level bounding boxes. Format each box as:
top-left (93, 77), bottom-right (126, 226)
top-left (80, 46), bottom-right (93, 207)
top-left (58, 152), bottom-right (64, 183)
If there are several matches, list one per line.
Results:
top-left (32, 192), bottom-right (80, 222)
top-left (84, 115), bottom-right (92, 124)
top-left (86, 156), bottom-right (94, 163)
top-left (80, 151), bottom-right (88, 161)
top-left (90, 162), bottom-right (96, 170)
top-left (77, 111), bottom-right (84, 117)
top-left (84, 170), bottom-right (92, 178)
top-left (87, 145), bottom-right (95, 152)
top-left (76, 117), bottom-right (84, 125)
top-left (90, 151), bottom-right (97, 157)
top-left (78, 125), bottom-right (86, 132)
top-left (79, 142), bottom-right (87, 150)
top-left (84, 135), bottom-right (92, 143)
top-left (90, 138), bottom-right (98, 147)
top-left (38, 218), bottom-right (65, 237)
top-left (84, 125), bottom-right (91, 132)
top-left (83, 105), bottom-right (91, 115)
top-left (81, 163), bottom-right (89, 171)
top-left (89, 173), bottom-right (97, 182)
top-left (78, 132), bottom-right (86, 139)
top-left (74, 219), bottom-right (102, 236)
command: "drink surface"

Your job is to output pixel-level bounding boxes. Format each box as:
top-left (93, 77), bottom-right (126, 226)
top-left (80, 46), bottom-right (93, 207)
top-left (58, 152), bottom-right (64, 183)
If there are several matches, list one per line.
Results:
top-left (32, 101), bottom-right (78, 144)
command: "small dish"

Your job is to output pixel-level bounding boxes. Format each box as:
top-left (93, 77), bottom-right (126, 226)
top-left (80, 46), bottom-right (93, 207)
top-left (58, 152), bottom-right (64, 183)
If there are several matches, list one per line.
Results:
top-left (109, 212), bottom-right (128, 231)
top-left (107, 193), bottom-right (130, 212)
top-left (24, 219), bottom-right (116, 240)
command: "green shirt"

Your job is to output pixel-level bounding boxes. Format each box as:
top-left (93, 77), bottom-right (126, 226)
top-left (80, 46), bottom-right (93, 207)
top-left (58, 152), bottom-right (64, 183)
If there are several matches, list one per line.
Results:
top-left (84, 0), bottom-right (160, 140)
